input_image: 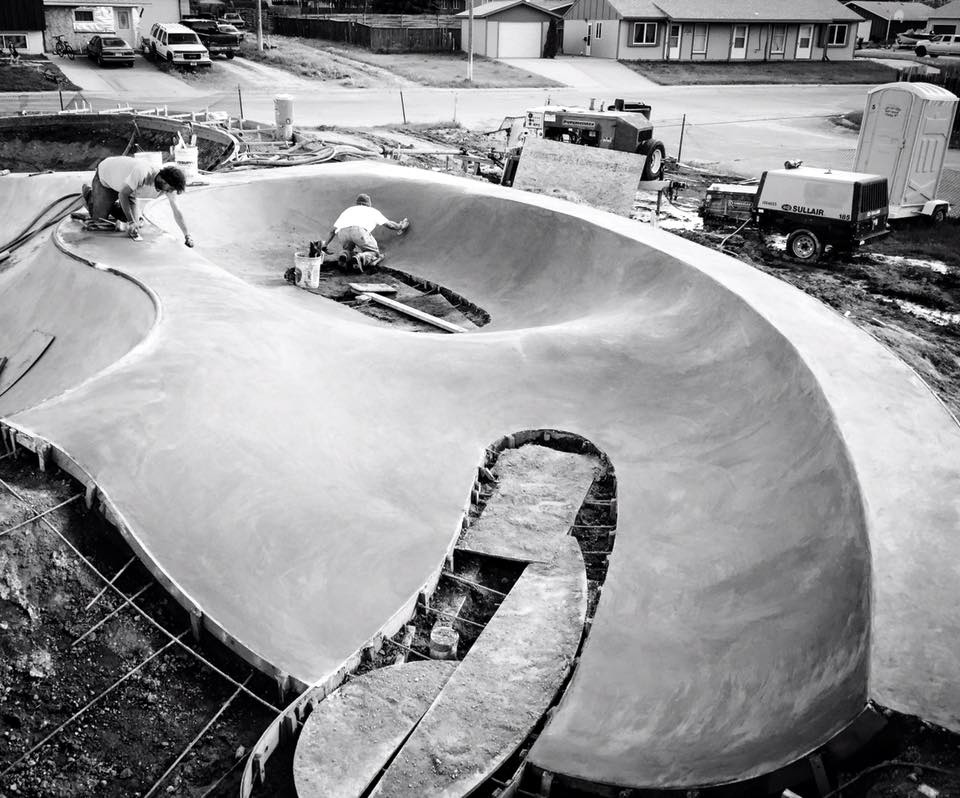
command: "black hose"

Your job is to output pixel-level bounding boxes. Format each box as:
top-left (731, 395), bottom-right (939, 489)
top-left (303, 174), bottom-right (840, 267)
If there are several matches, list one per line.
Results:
top-left (0, 192), bottom-right (82, 257)
top-left (823, 759), bottom-right (960, 798)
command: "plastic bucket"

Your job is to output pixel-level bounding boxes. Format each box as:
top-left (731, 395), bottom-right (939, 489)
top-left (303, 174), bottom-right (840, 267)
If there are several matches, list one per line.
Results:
top-left (174, 144), bottom-right (199, 182)
top-left (294, 252), bottom-right (323, 289)
top-left (429, 624), bottom-right (459, 660)
top-left (134, 151), bottom-right (163, 170)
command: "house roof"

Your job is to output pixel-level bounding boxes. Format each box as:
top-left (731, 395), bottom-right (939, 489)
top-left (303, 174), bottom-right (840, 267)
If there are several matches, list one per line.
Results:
top-left (607, 0), bottom-right (863, 22)
top-left (844, 1), bottom-right (930, 22)
top-left (455, 0), bottom-right (561, 17)
top-left (931, 0), bottom-right (960, 18)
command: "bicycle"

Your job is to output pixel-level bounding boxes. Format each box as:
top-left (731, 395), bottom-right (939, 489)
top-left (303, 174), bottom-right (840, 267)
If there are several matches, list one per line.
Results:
top-left (53, 34), bottom-right (77, 60)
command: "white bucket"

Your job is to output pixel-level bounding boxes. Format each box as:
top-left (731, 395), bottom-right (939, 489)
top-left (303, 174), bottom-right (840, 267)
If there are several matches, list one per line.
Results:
top-left (173, 144), bottom-right (199, 182)
top-left (274, 94), bottom-right (294, 141)
top-left (294, 252), bottom-right (323, 289)
top-left (134, 151), bottom-right (164, 170)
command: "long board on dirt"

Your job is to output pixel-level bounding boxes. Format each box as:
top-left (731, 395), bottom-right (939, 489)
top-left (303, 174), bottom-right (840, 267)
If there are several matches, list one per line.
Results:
top-left (458, 446), bottom-right (599, 562)
top-left (369, 537), bottom-right (587, 798)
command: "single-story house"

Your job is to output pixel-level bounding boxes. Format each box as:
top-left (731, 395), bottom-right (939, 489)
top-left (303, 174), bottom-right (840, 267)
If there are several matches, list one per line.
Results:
top-left (456, 0), bottom-right (562, 58)
top-left (844, 1), bottom-right (930, 44)
top-left (562, 0), bottom-right (863, 61)
top-left (42, 0), bottom-right (188, 52)
top-left (929, 0), bottom-right (960, 36)
top-left (0, 0), bottom-right (45, 55)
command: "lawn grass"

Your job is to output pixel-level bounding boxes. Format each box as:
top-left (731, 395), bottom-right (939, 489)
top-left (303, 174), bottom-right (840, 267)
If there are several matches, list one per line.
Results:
top-left (0, 59), bottom-right (80, 92)
top-left (622, 59), bottom-right (901, 85)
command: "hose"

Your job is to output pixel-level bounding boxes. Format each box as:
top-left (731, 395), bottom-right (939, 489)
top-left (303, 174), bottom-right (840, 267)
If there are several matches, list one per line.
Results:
top-left (822, 759), bottom-right (960, 798)
top-left (0, 192), bottom-right (82, 259)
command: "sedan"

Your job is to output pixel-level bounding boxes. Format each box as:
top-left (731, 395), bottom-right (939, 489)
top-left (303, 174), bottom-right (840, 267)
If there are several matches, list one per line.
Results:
top-left (87, 34), bottom-right (136, 67)
top-left (916, 33), bottom-right (960, 57)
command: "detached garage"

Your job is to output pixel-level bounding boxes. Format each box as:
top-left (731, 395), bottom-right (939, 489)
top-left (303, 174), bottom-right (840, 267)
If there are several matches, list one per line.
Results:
top-left (456, 0), bottom-right (560, 58)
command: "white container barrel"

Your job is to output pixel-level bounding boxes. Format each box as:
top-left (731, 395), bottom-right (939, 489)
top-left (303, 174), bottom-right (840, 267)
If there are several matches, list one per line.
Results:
top-left (174, 144), bottom-right (199, 182)
top-left (275, 94), bottom-right (294, 141)
top-left (294, 252), bottom-right (323, 289)
top-left (134, 151), bottom-right (164, 170)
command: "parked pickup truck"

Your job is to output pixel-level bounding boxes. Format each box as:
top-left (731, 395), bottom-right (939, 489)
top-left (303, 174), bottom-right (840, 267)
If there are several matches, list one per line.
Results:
top-left (141, 22), bottom-right (212, 67)
top-left (180, 18), bottom-right (242, 58)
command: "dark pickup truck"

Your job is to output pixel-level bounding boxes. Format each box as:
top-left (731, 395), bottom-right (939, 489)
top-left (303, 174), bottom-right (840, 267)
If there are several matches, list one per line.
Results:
top-left (179, 18), bottom-right (242, 58)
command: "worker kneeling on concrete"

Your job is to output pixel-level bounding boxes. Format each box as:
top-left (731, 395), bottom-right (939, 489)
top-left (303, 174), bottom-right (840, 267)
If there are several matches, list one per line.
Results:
top-left (81, 155), bottom-right (194, 247)
top-left (320, 193), bottom-right (408, 272)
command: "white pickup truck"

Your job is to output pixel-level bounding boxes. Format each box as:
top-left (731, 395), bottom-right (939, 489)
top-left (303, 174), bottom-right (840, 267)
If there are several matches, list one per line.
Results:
top-left (141, 22), bottom-right (212, 67)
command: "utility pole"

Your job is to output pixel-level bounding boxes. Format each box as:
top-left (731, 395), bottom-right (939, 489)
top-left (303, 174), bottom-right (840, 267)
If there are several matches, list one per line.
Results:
top-left (257, 0), bottom-right (264, 51)
top-left (466, 0), bottom-right (473, 81)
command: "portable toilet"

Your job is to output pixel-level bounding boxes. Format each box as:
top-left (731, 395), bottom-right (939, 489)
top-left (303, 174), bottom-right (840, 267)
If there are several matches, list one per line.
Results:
top-left (853, 82), bottom-right (958, 221)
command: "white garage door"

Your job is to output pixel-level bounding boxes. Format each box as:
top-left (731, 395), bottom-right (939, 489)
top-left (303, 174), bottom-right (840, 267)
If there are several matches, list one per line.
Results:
top-left (498, 22), bottom-right (541, 58)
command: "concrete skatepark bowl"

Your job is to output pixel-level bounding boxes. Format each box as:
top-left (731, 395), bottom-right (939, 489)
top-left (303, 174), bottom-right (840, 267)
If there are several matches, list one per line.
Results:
top-left (1, 162), bottom-right (960, 795)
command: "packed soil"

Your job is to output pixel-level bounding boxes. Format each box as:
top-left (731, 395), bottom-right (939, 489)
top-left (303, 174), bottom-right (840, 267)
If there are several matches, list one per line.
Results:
top-left (623, 58), bottom-right (902, 85)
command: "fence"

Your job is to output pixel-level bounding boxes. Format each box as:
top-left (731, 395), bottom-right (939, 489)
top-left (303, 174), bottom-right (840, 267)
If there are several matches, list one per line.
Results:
top-left (273, 14), bottom-right (460, 52)
top-left (901, 63), bottom-right (960, 148)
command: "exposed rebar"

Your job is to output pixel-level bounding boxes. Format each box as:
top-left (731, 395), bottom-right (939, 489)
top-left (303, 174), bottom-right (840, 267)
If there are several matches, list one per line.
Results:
top-left (72, 583), bottom-right (152, 646)
top-left (0, 493), bottom-right (83, 539)
top-left (441, 570), bottom-right (508, 598)
top-left (84, 555), bottom-right (136, 610)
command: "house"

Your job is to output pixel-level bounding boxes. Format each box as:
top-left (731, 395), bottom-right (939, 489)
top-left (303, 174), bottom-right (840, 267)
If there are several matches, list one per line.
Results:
top-left (456, 0), bottom-right (562, 58)
top-left (42, 0), bottom-right (189, 52)
top-left (844, 1), bottom-right (930, 44)
top-left (0, 0), bottom-right (45, 55)
top-left (930, 0), bottom-right (960, 35)
top-left (562, 0), bottom-right (863, 61)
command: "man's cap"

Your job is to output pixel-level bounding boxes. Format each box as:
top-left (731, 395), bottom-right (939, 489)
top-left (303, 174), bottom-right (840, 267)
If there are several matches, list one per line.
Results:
top-left (356, 193), bottom-right (371, 206)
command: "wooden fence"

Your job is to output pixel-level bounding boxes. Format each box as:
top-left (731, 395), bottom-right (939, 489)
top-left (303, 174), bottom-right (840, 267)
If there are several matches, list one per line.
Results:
top-left (273, 14), bottom-right (460, 52)
top-left (901, 64), bottom-right (960, 147)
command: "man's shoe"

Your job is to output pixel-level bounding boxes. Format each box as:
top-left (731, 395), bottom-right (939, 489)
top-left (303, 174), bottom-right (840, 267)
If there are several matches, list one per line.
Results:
top-left (338, 253), bottom-right (348, 269)
top-left (351, 255), bottom-right (364, 273)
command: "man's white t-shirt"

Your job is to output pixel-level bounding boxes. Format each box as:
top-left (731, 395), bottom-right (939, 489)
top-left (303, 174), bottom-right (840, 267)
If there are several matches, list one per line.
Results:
top-left (97, 156), bottom-right (156, 194)
top-left (334, 205), bottom-right (388, 233)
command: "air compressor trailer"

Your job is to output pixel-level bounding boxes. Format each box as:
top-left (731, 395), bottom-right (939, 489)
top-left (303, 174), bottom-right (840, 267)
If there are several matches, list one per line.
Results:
top-left (853, 82), bottom-right (958, 223)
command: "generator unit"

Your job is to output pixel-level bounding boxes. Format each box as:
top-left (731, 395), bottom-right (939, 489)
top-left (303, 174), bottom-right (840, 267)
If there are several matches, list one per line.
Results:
top-left (853, 81), bottom-right (958, 222)
top-left (753, 167), bottom-right (890, 260)
top-left (518, 101), bottom-right (665, 181)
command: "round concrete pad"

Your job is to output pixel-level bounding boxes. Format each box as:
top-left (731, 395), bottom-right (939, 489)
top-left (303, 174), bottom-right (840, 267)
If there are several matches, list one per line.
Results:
top-left (4, 164), bottom-right (960, 790)
top-left (294, 660), bottom-right (456, 798)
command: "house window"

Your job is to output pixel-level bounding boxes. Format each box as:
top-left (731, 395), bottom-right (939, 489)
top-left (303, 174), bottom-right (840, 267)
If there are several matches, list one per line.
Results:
top-left (74, 9), bottom-right (95, 22)
top-left (692, 23), bottom-right (707, 53)
top-left (595, 21), bottom-right (602, 39)
top-left (0, 33), bottom-right (28, 49)
top-left (632, 21), bottom-right (657, 45)
top-left (827, 23), bottom-right (847, 46)
top-left (770, 24), bottom-right (785, 53)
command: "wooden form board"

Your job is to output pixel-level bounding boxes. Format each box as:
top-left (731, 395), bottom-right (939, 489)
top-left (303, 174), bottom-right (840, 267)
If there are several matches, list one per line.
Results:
top-left (359, 292), bottom-right (468, 334)
top-left (347, 283), bottom-right (398, 295)
top-left (0, 330), bottom-right (55, 398)
top-left (512, 137), bottom-right (647, 215)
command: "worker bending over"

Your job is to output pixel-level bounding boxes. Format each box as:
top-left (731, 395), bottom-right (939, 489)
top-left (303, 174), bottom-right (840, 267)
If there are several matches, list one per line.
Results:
top-left (321, 193), bottom-right (408, 271)
top-left (82, 155), bottom-right (194, 247)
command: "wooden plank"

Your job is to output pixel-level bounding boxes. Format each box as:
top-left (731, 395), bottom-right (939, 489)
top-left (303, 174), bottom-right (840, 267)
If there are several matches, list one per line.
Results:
top-left (370, 538), bottom-right (587, 798)
top-left (0, 330), bottom-right (55, 398)
top-left (359, 293), bottom-right (468, 334)
top-left (293, 660), bottom-right (456, 798)
top-left (347, 282), bottom-right (398, 295)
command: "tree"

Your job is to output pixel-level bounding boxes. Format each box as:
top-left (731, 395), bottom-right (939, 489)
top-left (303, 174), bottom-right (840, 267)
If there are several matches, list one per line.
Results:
top-left (543, 17), bottom-right (558, 58)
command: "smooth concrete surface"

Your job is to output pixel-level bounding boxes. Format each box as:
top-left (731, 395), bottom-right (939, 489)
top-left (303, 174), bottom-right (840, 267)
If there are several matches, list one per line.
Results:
top-left (2, 164), bottom-right (959, 789)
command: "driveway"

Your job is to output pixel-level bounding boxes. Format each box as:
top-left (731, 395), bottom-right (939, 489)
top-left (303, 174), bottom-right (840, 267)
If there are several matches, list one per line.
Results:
top-left (54, 54), bottom-right (205, 99)
top-left (496, 55), bottom-right (658, 90)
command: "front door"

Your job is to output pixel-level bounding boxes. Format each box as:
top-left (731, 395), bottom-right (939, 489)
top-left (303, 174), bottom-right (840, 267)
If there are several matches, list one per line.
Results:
top-left (796, 24), bottom-right (813, 59)
top-left (668, 23), bottom-right (682, 59)
top-left (115, 8), bottom-right (134, 45)
top-left (584, 22), bottom-right (591, 55)
top-left (731, 24), bottom-right (747, 59)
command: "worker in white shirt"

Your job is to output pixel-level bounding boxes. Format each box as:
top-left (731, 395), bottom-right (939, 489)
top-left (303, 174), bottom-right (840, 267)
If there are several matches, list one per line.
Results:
top-left (81, 155), bottom-right (194, 247)
top-left (320, 193), bottom-right (408, 271)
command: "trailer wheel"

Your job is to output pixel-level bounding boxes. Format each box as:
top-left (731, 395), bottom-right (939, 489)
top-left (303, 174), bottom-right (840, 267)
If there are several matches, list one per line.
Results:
top-left (638, 139), bottom-right (665, 181)
top-left (915, 45), bottom-right (927, 56)
top-left (786, 229), bottom-right (821, 261)
top-left (930, 206), bottom-right (948, 225)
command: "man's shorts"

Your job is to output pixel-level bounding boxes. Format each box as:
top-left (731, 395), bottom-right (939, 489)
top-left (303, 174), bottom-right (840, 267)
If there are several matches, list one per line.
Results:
top-left (83, 171), bottom-right (129, 222)
top-left (338, 225), bottom-right (380, 254)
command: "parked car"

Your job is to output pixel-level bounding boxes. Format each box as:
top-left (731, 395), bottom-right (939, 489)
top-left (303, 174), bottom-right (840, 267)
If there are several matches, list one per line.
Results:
top-left (141, 22), bottom-right (212, 67)
top-left (916, 34), bottom-right (960, 57)
top-left (86, 34), bottom-right (135, 67)
top-left (179, 18), bottom-right (243, 57)
top-left (220, 11), bottom-right (247, 30)
top-left (896, 29), bottom-right (932, 48)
